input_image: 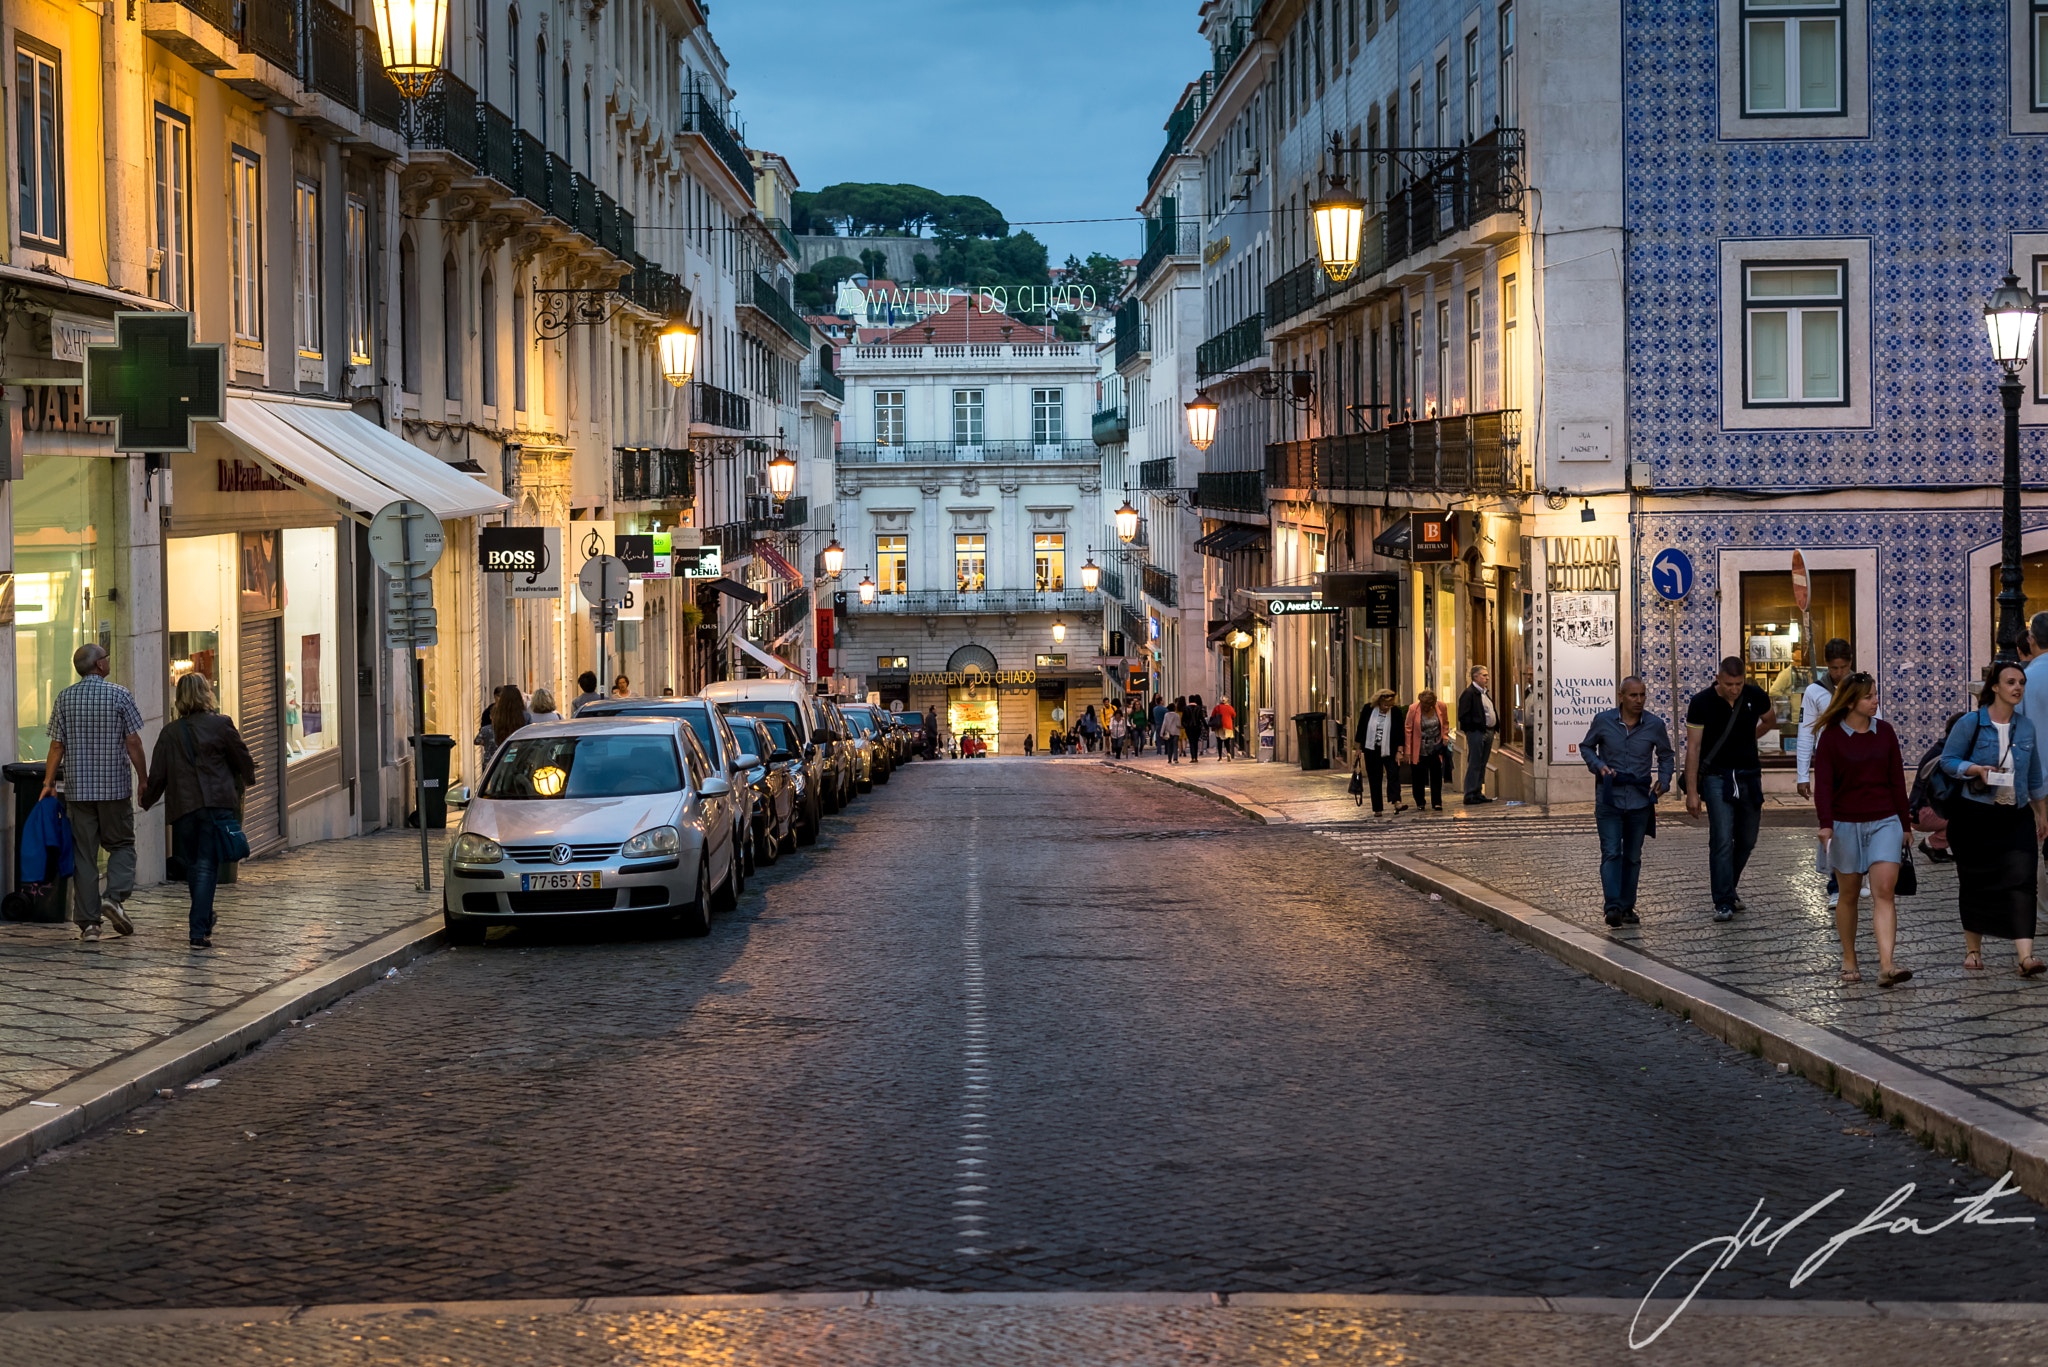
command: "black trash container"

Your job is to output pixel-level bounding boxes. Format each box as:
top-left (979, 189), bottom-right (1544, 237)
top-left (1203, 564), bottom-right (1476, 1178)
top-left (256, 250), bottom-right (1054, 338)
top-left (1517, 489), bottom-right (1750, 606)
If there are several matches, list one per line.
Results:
top-left (2, 761), bottom-right (65, 921)
top-left (1292, 711), bottom-right (1330, 771)
top-left (412, 734), bottom-right (457, 829)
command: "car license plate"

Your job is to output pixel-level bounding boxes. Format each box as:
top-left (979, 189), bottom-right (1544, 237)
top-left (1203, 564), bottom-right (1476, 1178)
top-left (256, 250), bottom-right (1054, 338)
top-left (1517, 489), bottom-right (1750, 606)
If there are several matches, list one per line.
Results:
top-left (521, 871), bottom-right (600, 891)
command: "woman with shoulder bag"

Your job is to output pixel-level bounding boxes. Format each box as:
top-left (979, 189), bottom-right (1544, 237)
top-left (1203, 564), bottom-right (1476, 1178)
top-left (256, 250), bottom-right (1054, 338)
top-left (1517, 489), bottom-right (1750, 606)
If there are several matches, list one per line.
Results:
top-left (1811, 673), bottom-right (1913, 986)
top-left (140, 673), bottom-right (256, 949)
top-left (1940, 661), bottom-right (2048, 977)
top-left (1405, 689), bottom-right (1451, 812)
top-left (1355, 689), bottom-right (1408, 817)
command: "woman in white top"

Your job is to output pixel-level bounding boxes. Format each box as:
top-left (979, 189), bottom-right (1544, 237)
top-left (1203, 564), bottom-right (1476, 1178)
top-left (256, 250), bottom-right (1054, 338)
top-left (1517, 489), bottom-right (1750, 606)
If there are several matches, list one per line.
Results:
top-left (527, 687), bottom-right (560, 723)
top-left (1355, 689), bottom-right (1408, 817)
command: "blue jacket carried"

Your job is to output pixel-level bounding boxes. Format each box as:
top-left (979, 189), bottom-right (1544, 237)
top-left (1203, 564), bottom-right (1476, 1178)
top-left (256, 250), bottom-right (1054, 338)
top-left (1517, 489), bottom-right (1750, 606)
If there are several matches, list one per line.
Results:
top-left (1941, 708), bottom-right (2048, 806)
top-left (20, 796), bottom-right (73, 882)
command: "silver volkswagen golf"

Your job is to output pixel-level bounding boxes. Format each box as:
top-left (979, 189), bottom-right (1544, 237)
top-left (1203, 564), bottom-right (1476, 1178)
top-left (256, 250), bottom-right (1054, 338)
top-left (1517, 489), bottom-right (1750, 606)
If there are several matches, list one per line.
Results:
top-left (442, 716), bottom-right (743, 941)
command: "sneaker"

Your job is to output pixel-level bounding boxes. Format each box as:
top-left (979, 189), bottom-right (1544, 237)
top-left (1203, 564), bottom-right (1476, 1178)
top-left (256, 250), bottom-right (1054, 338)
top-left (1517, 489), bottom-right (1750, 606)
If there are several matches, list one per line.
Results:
top-left (1605, 907), bottom-right (1624, 927)
top-left (1730, 897), bottom-right (1746, 913)
top-left (1466, 794), bottom-right (1495, 805)
top-left (78, 920), bottom-right (101, 941)
top-left (1621, 909), bottom-right (1642, 925)
top-left (101, 898), bottom-right (134, 936)
top-left (1922, 842), bottom-right (1955, 864)
top-left (1713, 906), bottom-right (1735, 923)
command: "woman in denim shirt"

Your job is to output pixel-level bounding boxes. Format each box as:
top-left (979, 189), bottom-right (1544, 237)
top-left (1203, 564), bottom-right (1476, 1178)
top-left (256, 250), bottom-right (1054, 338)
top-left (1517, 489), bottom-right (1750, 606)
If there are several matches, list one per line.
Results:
top-left (1940, 661), bottom-right (2048, 976)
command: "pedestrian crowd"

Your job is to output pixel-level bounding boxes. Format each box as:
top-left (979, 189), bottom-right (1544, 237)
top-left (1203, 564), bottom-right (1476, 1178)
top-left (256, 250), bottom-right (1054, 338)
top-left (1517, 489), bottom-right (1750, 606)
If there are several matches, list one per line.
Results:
top-left (1344, 667), bottom-right (1500, 815)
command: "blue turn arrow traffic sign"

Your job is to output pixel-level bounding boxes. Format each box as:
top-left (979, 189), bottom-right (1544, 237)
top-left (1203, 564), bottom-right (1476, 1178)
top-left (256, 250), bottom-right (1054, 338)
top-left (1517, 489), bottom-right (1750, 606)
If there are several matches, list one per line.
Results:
top-left (1650, 548), bottom-right (1694, 602)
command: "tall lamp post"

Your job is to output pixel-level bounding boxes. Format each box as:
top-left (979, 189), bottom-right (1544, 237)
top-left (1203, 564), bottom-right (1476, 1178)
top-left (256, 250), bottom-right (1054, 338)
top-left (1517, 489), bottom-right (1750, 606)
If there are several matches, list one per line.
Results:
top-left (1986, 273), bottom-right (2039, 666)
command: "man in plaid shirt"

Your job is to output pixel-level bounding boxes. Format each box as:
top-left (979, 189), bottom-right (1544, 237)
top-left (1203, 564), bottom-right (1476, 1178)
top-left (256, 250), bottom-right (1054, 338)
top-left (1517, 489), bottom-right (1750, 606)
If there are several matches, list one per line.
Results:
top-left (40, 644), bottom-right (149, 940)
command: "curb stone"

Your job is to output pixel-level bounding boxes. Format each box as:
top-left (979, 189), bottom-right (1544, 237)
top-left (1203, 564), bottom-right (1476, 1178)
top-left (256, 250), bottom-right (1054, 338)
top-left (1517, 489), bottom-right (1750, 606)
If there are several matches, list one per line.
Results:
top-left (1102, 762), bottom-right (1274, 823)
top-left (0, 912), bottom-right (447, 1173)
top-left (1376, 851), bottom-right (2048, 1205)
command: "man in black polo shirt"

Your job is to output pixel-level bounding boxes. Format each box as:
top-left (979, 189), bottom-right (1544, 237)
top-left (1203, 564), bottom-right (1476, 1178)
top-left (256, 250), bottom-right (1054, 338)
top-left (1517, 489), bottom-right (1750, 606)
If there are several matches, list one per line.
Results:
top-left (1683, 655), bottom-right (1778, 922)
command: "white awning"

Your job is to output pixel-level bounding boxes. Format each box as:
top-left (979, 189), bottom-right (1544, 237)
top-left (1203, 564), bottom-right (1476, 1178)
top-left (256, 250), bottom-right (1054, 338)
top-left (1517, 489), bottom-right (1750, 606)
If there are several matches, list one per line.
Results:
top-left (734, 634), bottom-right (808, 679)
top-left (217, 398), bottom-right (409, 522)
top-left (265, 402), bottom-right (510, 520)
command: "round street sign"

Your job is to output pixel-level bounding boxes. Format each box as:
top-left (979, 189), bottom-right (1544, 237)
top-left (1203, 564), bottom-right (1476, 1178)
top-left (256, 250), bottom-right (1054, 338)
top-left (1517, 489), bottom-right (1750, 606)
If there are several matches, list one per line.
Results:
top-left (368, 501), bottom-right (444, 577)
top-left (1650, 548), bottom-right (1694, 602)
top-left (578, 553), bottom-right (630, 607)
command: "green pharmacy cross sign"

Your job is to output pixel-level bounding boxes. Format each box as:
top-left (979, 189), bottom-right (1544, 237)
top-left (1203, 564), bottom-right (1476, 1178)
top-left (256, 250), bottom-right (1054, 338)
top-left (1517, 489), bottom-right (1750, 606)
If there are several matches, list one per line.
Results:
top-left (82, 312), bottom-right (226, 453)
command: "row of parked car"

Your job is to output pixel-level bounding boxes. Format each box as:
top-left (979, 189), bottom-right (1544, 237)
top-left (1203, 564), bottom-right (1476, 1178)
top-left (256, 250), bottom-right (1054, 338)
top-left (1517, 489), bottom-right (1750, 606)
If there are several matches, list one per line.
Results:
top-left (442, 680), bottom-right (924, 941)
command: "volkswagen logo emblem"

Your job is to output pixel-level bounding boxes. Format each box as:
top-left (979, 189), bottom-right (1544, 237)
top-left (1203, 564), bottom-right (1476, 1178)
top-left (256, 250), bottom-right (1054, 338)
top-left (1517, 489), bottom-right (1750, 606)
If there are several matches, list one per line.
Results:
top-left (550, 843), bottom-right (572, 865)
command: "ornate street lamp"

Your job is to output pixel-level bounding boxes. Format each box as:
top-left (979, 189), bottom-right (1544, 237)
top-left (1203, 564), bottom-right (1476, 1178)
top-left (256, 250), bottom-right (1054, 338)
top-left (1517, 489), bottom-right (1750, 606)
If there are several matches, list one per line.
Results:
top-left (1986, 272), bottom-right (2040, 666)
top-left (767, 446), bottom-right (798, 501)
top-left (822, 538), bottom-right (846, 578)
top-left (370, 0), bottom-right (451, 98)
top-left (658, 317), bottom-right (699, 386)
top-left (1310, 136), bottom-right (1367, 284)
top-left (1052, 619), bottom-right (1067, 645)
top-left (1113, 498), bottom-right (1141, 543)
top-left (1079, 556), bottom-right (1100, 592)
top-left (1185, 389), bottom-right (1219, 450)
top-left (857, 572), bottom-right (877, 605)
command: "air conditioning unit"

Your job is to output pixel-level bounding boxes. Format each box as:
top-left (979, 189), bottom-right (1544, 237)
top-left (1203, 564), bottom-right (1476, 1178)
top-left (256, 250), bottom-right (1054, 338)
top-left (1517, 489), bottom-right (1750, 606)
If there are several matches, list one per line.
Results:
top-left (744, 474), bottom-right (760, 497)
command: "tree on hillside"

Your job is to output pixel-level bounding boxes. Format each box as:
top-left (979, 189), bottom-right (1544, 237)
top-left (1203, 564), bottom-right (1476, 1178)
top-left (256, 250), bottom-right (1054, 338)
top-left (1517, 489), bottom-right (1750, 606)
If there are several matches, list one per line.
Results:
top-left (1061, 252), bottom-right (1129, 308)
top-left (794, 254), bottom-right (863, 312)
top-left (791, 184), bottom-right (1011, 239)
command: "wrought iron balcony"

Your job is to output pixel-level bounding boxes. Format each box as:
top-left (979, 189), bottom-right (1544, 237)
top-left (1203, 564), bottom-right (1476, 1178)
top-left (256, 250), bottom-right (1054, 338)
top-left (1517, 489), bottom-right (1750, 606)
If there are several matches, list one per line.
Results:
top-left (571, 173), bottom-right (600, 239)
top-left (749, 274), bottom-right (812, 347)
top-left (305, 0), bottom-right (356, 108)
top-left (1099, 565), bottom-right (1126, 602)
top-left (179, 0), bottom-right (236, 35)
top-left (834, 440), bottom-right (1099, 464)
top-left (1142, 563), bottom-right (1178, 607)
top-left (801, 360), bottom-right (845, 401)
top-left (1211, 14), bottom-right (1254, 82)
top-left (1091, 406), bottom-right (1128, 445)
top-left (545, 152), bottom-right (572, 223)
top-left (235, 0), bottom-right (298, 74)
top-left (1197, 312), bottom-right (1266, 379)
top-left (695, 383), bottom-right (751, 431)
top-left (1114, 297), bottom-right (1148, 370)
top-left (1264, 410), bottom-right (1525, 494)
top-left (1197, 468), bottom-right (1265, 513)
top-left (766, 217), bottom-right (800, 261)
top-left (402, 71), bottom-right (478, 163)
top-left (1266, 215), bottom-right (1387, 328)
top-left (514, 130), bottom-right (548, 207)
top-left (1137, 457), bottom-right (1176, 490)
top-left (751, 588), bottom-right (810, 644)
top-left (680, 89), bottom-right (754, 190)
top-left (1383, 130), bottom-right (1525, 265)
top-left (847, 588), bottom-right (1100, 616)
top-left (1131, 217), bottom-right (1202, 294)
top-left (613, 447), bottom-right (694, 503)
top-left (360, 29), bottom-right (402, 130)
top-left (1147, 72), bottom-right (1212, 190)
top-left (476, 103), bottom-right (517, 186)
top-left (702, 521), bottom-right (752, 565)
top-left (620, 258), bottom-right (688, 315)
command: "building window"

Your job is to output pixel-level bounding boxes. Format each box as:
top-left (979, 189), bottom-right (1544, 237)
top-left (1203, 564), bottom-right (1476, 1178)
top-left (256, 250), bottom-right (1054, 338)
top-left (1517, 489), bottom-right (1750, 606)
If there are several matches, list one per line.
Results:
top-left (1464, 33), bottom-right (1480, 137)
top-left (955, 535), bottom-right (986, 593)
top-left (512, 289), bottom-right (527, 410)
top-left (15, 45), bottom-right (62, 251)
top-left (230, 150), bottom-right (262, 342)
top-left (1742, 0), bottom-right (1843, 115)
top-left (1466, 289), bottom-right (1482, 411)
top-left (2033, 0), bottom-right (2048, 110)
top-left (536, 35), bottom-right (547, 144)
top-left (1434, 299), bottom-right (1450, 414)
top-left (1031, 388), bottom-right (1064, 445)
top-left (1742, 568), bottom-right (1854, 749)
top-left (508, 11), bottom-right (520, 124)
top-left (399, 236), bottom-right (420, 393)
top-left (953, 389), bottom-right (984, 447)
top-left (442, 256), bottom-right (462, 400)
top-left (1434, 58), bottom-right (1449, 146)
top-left (152, 107), bottom-right (190, 307)
top-left (877, 534), bottom-right (907, 594)
top-left (1501, 274), bottom-right (1519, 409)
top-left (345, 198), bottom-right (371, 365)
top-left (2032, 255), bottom-right (2048, 401)
top-left (1409, 309), bottom-right (1422, 418)
top-left (1743, 261), bottom-right (1845, 405)
top-left (1034, 533), bottom-right (1065, 592)
top-left (1498, 3), bottom-right (1517, 125)
top-left (294, 181), bottom-right (322, 358)
top-left (480, 270), bottom-right (497, 406)
top-left (874, 389), bottom-right (904, 445)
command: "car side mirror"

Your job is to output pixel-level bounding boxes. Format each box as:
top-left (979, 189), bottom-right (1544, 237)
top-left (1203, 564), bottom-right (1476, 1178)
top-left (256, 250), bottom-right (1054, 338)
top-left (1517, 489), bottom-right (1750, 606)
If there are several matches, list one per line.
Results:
top-left (771, 749), bottom-right (795, 763)
top-left (700, 776), bottom-right (732, 798)
top-left (804, 743), bottom-right (818, 759)
top-left (729, 756), bottom-right (749, 772)
top-left (813, 727), bottom-right (836, 744)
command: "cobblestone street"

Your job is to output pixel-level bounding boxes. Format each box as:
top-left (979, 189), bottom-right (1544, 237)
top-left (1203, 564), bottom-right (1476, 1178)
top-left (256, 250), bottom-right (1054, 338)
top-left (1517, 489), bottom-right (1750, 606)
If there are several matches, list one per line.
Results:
top-left (1, 762), bottom-right (2044, 1364)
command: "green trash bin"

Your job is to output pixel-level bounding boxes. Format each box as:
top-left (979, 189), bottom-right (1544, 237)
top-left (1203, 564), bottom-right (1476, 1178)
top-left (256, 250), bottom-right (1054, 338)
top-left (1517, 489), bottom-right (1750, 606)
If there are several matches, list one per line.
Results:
top-left (412, 734), bottom-right (456, 829)
top-left (1292, 711), bottom-right (1330, 771)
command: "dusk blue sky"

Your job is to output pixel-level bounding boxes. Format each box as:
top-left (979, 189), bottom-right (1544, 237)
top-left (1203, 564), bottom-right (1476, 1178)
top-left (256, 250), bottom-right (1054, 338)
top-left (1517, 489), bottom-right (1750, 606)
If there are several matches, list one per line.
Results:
top-left (710, 0), bottom-right (1212, 265)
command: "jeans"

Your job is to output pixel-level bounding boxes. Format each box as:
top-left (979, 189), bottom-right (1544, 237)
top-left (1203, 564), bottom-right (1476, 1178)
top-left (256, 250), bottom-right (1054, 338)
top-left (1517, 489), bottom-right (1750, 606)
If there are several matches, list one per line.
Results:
top-left (1701, 773), bottom-right (1763, 910)
top-left (1164, 735), bottom-right (1181, 762)
top-left (67, 798), bottom-right (136, 925)
top-left (1464, 731), bottom-right (1494, 799)
top-left (174, 808), bottom-right (232, 941)
top-left (1411, 750), bottom-right (1446, 808)
top-left (1596, 802), bottom-right (1654, 911)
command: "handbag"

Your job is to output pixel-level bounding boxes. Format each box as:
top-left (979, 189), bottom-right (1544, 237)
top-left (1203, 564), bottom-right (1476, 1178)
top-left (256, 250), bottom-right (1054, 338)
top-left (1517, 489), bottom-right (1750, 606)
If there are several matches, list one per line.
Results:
top-left (1928, 712), bottom-right (1986, 816)
top-left (176, 719), bottom-right (252, 863)
top-left (1680, 690), bottom-right (1749, 796)
top-left (1348, 754), bottom-right (1365, 801)
top-left (1896, 840), bottom-right (1919, 897)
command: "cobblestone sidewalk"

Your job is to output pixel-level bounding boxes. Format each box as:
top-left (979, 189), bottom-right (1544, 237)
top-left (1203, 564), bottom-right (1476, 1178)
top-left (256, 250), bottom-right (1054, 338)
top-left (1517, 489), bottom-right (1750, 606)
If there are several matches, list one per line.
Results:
top-left (0, 831), bottom-right (445, 1115)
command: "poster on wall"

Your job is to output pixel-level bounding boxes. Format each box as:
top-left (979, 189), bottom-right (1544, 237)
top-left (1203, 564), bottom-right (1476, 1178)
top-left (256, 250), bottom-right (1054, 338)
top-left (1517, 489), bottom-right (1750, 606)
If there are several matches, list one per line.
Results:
top-left (1549, 592), bottom-right (1618, 760)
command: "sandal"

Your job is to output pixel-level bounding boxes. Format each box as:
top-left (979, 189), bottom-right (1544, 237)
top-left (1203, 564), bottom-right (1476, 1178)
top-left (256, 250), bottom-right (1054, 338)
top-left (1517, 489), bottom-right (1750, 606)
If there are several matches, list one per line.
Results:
top-left (1839, 968), bottom-right (1863, 984)
top-left (1964, 952), bottom-right (1985, 971)
top-left (2020, 958), bottom-right (2047, 978)
top-left (1879, 968), bottom-right (1913, 988)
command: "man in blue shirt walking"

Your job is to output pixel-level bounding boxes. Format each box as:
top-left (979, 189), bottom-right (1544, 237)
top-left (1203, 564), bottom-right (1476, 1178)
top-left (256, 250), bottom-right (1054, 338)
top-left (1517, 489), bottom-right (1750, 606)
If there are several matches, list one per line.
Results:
top-left (1582, 676), bottom-right (1675, 928)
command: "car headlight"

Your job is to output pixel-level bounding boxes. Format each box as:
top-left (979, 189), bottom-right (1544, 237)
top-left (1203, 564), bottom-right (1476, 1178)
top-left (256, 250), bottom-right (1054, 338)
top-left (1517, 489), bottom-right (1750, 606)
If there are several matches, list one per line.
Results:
top-left (621, 825), bottom-right (682, 859)
top-left (453, 832), bottom-right (503, 864)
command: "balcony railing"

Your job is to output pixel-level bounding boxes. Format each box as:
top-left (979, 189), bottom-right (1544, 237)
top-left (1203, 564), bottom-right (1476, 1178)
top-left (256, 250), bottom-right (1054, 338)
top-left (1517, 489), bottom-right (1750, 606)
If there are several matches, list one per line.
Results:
top-left (1384, 130), bottom-right (1525, 266)
top-left (835, 440), bottom-right (1099, 464)
top-left (1147, 72), bottom-right (1212, 190)
top-left (621, 258), bottom-right (688, 315)
top-left (361, 29), bottom-right (402, 130)
top-left (1266, 215), bottom-right (1387, 329)
top-left (749, 273), bottom-right (813, 347)
top-left (182, 0), bottom-right (236, 34)
top-left (1211, 14), bottom-right (1254, 82)
top-left (514, 131), bottom-right (548, 207)
top-left (848, 589), bottom-right (1100, 616)
top-left (402, 71), bottom-right (478, 162)
top-left (752, 588), bottom-right (810, 644)
top-left (702, 521), bottom-right (752, 565)
top-left (769, 496), bottom-right (809, 530)
top-left (545, 152), bottom-right (573, 223)
top-left (1099, 565), bottom-right (1126, 602)
top-left (236, 0), bottom-right (298, 73)
top-left (1131, 217), bottom-right (1203, 294)
top-left (695, 383), bottom-right (751, 431)
top-left (1142, 563), bottom-right (1178, 607)
top-left (1197, 312), bottom-right (1266, 378)
top-left (1264, 410), bottom-right (1525, 494)
top-left (571, 173), bottom-right (600, 239)
top-left (1197, 469), bottom-right (1265, 513)
top-left (1091, 405), bottom-right (1129, 445)
top-left (1137, 457), bottom-right (1176, 490)
top-left (801, 361), bottom-right (845, 401)
top-left (680, 89), bottom-right (754, 190)
top-left (613, 447), bottom-right (694, 503)
top-left (766, 217), bottom-right (800, 261)
top-left (477, 102), bottom-right (516, 185)
top-left (305, 0), bottom-right (356, 107)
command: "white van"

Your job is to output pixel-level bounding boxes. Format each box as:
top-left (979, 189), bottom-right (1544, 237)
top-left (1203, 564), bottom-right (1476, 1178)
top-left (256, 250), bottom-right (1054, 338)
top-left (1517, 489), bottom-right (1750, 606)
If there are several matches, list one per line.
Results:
top-left (700, 678), bottom-right (843, 814)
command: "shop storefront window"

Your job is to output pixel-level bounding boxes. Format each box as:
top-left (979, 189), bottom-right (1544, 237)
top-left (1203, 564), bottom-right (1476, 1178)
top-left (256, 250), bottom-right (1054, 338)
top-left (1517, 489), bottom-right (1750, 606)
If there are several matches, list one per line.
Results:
top-left (15, 456), bottom-right (115, 761)
top-left (167, 533), bottom-right (237, 719)
top-left (1501, 568), bottom-right (1529, 751)
top-left (1985, 551), bottom-right (2048, 659)
top-left (282, 526), bottom-right (338, 763)
top-left (1741, 568), bottom-right (1853, 754)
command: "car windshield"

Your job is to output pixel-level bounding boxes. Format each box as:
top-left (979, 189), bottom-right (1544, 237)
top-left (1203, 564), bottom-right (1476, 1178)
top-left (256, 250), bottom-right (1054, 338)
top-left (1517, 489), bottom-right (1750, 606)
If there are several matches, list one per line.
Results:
top-left (722, 698), bottom-right (802, 732)
top-left (843, 710), bottom-right (874, 736)
top-left (584, 703), bottom-right (717, 756)
top-left (482, 734), bottom-right (683, 799)
top-left (729, 722), bottom-right (763, 761)
top-left (745, 716), bottom-right (798, 755)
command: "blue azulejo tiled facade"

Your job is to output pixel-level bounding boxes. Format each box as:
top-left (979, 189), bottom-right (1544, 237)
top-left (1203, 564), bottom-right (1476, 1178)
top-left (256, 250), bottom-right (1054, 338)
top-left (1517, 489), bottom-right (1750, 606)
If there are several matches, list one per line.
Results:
top-left (1625, 0), bottom-right (2048, 761)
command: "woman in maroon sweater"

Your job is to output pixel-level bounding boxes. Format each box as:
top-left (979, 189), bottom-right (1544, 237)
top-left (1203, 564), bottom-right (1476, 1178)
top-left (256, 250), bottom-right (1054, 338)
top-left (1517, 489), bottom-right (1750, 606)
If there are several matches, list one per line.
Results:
top-left (1813, 673), bottom-right (1914, 986)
